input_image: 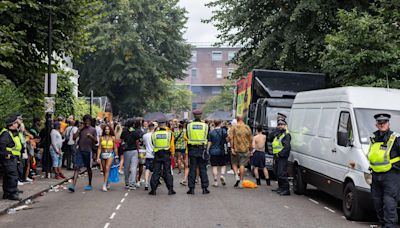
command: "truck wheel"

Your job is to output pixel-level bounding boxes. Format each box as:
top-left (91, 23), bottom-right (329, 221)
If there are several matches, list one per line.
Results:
top-left (293, 165), bottom-right (307, 195)
top-left (342, 182), bottom-right (364, 221)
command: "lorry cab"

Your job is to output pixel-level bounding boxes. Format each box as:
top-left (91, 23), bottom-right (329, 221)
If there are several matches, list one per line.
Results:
top-left (288, 87), bottom-right (400, 221)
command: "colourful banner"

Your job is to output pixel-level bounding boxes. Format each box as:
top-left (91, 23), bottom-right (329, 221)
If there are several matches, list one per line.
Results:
top-left (236, 72), bottom-right (252, 117)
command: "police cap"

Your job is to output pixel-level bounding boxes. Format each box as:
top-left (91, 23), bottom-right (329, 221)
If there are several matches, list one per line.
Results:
top-left (374, 113), bottom-right (391, 122)
top-left (192, 109), bottom-right (202, 116)
top-left (277, 112), bottom-right (287, 120)
top-left (5, 115), bottom-right (18, 126)
top-left (157, 117), bottom-right (167, 124)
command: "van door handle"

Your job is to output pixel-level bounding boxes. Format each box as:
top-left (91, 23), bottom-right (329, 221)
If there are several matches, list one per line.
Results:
top-left (332, 149), bottom-right (337, 153)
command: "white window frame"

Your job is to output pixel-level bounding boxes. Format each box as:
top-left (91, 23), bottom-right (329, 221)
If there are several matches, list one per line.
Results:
top-left (228, 51), bottom-right (235, 61)
top-left (216, 67), bottom-right (223, 79)
top-left (212, 51), bottom-right (222, 61)
top-left (191, 51), bottom-right (197, 63)
top-left (191, 68), bottom-right (197, 78)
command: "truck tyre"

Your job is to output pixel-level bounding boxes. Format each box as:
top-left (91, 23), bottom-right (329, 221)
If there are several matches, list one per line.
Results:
top-left (293, 165), bottom-right (307, 195)
top-left (342, 182), bottom-right (364, 221)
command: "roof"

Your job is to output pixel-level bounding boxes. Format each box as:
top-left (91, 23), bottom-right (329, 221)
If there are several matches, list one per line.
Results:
top-left (294, 87), bottom-right (400, 110)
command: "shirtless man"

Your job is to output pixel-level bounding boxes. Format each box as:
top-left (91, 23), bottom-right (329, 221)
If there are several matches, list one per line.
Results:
top-left (251, 125), bottom-right (270, 186)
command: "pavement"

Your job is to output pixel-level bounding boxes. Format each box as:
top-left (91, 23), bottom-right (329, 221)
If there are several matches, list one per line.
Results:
top-left (0, 168), bottom-right (76, 215)
top-left (0, 168), bottom-right (379, 228)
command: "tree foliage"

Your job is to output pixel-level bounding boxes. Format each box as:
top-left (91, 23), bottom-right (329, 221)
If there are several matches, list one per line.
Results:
top-left (145, 80), bottom-right (192, 114)
top-left (202, 85), bottom-right (234, 115)
top-left (321, 1), bottom-right (400, 87)
top-left (205, 0), bottom-right (370, 78)
top-left (0, 80), bottom-right (29, 127)
top-left (76, 0), bottom-right (191, 116)
top-left (0, 0), bottom-right (102, 119)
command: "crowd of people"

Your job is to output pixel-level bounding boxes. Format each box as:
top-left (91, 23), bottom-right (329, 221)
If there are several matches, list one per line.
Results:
top-left (0, 109), bottom-right (292, 200)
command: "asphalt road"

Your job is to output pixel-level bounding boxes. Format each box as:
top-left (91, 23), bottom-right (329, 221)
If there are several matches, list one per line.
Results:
top-left (0, 168), bottom-right (378, 228)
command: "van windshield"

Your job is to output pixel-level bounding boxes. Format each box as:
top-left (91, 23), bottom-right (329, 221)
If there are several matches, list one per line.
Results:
top-left (355, 109), bottom-right (400, 144)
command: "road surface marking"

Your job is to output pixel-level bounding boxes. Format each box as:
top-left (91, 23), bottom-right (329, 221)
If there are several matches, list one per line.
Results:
top-left (309, 198), bottom-right (319, 204)
top-left (116, 204), bottom-right (121, 210)
top-left (104, 222), bottom-right (110, 228)
top-left (110, 212), bottom-right (116, 219)
top-left (120, 198), bottom-right (125, 203)
top-left (284, 205), bottom-right (289, 209)
top-left (124, 193), bottom-right (128, 197)
top-left (324, 206), bottom-right (335, 213)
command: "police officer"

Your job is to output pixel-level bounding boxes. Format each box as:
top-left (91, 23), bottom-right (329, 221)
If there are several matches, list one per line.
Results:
top-left (269, 119), bottom-right (291, 196)
top-left (149, 118), bottom-right (176, 196)
top-left (368, 113), bottom-right (400, 227)
top-left (0, 115), bottom-right (23, 200)
top-left (186, 110), bottom-right (209, 195)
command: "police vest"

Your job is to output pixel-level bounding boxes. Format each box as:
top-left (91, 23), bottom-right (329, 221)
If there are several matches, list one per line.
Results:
top-left (368, 132), bottom-right (400, 173)
top-left (0, 128), bottom-right (22, 156)
top-left (187, 122), bottom-right (208, 145)
top-left (152, 130), bottom-right (172, 152)
top-left (272, 129), bottom-right (289, 155)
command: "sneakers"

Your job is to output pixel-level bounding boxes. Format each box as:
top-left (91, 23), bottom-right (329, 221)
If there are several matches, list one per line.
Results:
top-left (227, 170), bottom-right (234, 174)
top-left (144, 182), bottom-right (149, 191)
top-left (129, 185), bottom-right (137, 190)
top-left (180, 180), bottom-right (187, 186)
top-left (202, 188), bottom-right (210, 194)
top-left (18, 181), bottom-right (24, 186)
top-left (256, 178), bottom-right (261, 186)
top-left (68, 184), bottom-right (75, 193)
top-left (135, 182), bottom-right (141, 188)
top-left (58, 173), bottom-right (66, 179)
top-left (234, 175), bottom-right (240, 187)
top-left (168, 189), bottom-right (176, 195)
top-left (84, 185), bottom-right (93, 191)
top-left (118, 170), bottom-right (124, 175)
top-left (25, 177), bottom-right (33, 182)
top-left (220, 176), bottom-right (226, 186)
top-left (102, 184), bottom-right (108, 192)
top-left (212, 180), bottom-right (218, 187)
top-left (238, 182), bottom-right (243, 189)
top-left (125, 184), bottom-right (130, 190)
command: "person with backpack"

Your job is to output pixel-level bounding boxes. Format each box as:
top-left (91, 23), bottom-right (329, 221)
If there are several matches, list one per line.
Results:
top-left (207, 119), bottom-right (227, 187)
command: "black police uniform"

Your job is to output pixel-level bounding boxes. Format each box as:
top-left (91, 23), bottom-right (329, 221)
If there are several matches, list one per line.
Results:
top-left (149, 127), bottom-right (175, 195)
top-left (268, 128), bottom-right (291, 195)
top-left (0, 129), bottom-right (20, 199)
top-left (370, 128), bottom-right (400, 227)
top-left (187, 119), bottom-right (209, 194)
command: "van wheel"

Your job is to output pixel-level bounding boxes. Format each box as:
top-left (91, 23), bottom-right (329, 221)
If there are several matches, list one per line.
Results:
top-left (342, 182), bottom-right (364, 221)
top-left (293, 165), bottom-right (307, 195)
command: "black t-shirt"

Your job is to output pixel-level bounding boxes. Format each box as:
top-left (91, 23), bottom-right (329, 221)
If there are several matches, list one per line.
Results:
top-left (121, 128), bottom-right (143, 151)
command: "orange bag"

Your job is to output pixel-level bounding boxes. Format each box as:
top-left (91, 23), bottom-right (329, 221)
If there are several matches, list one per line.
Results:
top-left (242, 180), bottom-right (257, 188)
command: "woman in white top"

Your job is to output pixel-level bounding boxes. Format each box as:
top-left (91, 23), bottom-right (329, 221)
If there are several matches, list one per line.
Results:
top-left (50, 122), bottom-right (65, 179)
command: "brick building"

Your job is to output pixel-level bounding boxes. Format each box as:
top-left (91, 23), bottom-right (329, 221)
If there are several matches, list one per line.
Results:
top-left (177, 46), bottom-right (240, 109)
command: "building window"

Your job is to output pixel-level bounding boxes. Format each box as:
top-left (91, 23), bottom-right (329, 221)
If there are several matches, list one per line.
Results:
top-left (211, 87), bottom-right (222, 95)
top-left (228, 51), bottom-right (235, 61)
top-left (216, 67), bottom-right (223, 79)
top-left (191, 51), bottom-right (197, 62)
top-left (191, 68), bottom-right (197, 78)
top-left (228, 68), bottom-right (234, 77)
top-left (212, 51), bottom-right (222, 61)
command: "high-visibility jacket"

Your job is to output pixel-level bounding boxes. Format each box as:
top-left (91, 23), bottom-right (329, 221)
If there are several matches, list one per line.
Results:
top-left (368, 132), bottom-right (400, 173)
top-left (0, 128), bottom-right (22, 156)
top-left (152, 130), bottom-right (172, 153)
top-left (272, 129), bottom-right (289, 155)
top-left (187, 122), bottom-right (208, 145)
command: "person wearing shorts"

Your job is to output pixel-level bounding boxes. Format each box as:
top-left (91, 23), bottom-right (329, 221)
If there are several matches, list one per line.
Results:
top-left (69, 115), bottom-right (97, 193)
top-left (207, 120), bottom-right (227, 187)
top-left (50, 121), bottom-right (65, 180)
top-left (229, 116), bottom-right (252, 188)
top-left (251, 125), bottom-right (270, 186)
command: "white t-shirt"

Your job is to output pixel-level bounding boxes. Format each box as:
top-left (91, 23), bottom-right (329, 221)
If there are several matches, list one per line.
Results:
top-left (142, 132), bottom-right (154, 159)
top-left (95, 125), bottom-right (102, 146)
top-left (65, 126), bottom-right (78, 145)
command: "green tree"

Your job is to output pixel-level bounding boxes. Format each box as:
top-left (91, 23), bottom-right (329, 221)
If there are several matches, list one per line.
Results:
top-left (202, 85), bottom-right (234, 115)
top-left (205, 0), bottom-right (370, 78)
top-left (0, 80), bottom-right (29, 126)
top-left (321, 1), bottom-right (400, 87)
top-left (76, 0), bottom-right (191, 116)
top-left (54, 70), bottom-right (75, 118)
top-left (0, 0), bottom-right (102, 118)
top-left (146, 80), bottom-right (192, 114)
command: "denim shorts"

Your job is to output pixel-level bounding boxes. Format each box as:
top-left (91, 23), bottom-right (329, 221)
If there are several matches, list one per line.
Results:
top-left (50, 148), bottom-right (63, 168)
top-left (75, 150), bottom-right (92, 169)
top-left (145, 158), bottom-right (154, 172)
top-left (101, 151), bottom-right (114, 160)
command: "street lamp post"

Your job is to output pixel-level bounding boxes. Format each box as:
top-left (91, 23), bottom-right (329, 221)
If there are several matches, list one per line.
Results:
top-left (43, 0), bottom-right (53, 178)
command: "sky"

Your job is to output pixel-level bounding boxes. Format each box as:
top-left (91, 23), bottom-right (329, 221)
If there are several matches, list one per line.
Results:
top-left (178, 0), bottom-right (219, 44)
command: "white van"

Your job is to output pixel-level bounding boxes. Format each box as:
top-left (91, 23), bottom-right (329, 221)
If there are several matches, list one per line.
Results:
top-left (288, 87), bottom-right (400, 220)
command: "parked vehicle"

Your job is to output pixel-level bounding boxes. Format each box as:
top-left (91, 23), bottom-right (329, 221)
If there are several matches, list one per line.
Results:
top-left (235, 69), bottom-right (325, 171)
top-left (288, 87), bottom-right (400, 220)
